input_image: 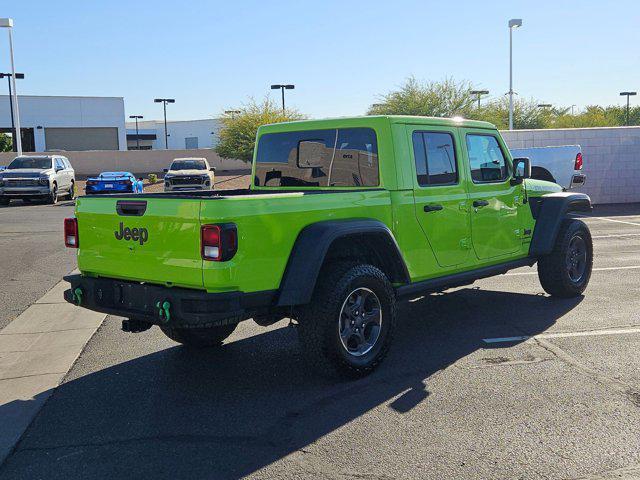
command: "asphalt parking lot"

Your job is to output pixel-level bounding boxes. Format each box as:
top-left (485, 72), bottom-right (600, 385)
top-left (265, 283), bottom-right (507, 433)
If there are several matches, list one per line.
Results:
top-left (0, 200), bottom-right (77, 331)
top-left (1, 203), bottom-right (639, 479)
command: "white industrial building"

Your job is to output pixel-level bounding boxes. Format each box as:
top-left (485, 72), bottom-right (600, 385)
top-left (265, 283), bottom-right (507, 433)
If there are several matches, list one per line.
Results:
top-left (0, 95), bottom-right (127, 152)
top-left (125, 118), bottom-right (221, 150)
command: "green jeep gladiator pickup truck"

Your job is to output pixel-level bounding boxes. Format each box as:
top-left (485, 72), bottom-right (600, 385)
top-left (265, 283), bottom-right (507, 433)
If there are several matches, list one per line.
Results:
top-left (64, 116), bottom-right (593, 377)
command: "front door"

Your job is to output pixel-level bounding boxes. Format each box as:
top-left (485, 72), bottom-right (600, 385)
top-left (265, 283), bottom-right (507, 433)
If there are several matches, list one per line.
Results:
top-left (54, 158), bottom-right (70, 191)
top-left (409, 126), bottom-right (471, 267)
top-left (461, 129), bottom-right (522, 260)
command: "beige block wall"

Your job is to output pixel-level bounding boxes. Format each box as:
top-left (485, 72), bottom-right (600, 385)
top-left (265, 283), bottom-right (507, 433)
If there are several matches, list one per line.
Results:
top-left (501, 126), bottom-right (640, 205)
top-left (0, 149), bottom-right (248, 176)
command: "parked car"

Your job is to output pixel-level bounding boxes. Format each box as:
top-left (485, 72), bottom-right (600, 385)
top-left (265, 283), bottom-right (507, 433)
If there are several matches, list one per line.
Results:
top-left (163, 157), bottom-right (215, 192)
top-left (510, 145), bottom-right (585, 190)
top-left (85, 171), bottom-right (139, 195)
top-left (64, 116), bottom-right (593, 377)
top-left (0, 155), bottom-right (75, 205)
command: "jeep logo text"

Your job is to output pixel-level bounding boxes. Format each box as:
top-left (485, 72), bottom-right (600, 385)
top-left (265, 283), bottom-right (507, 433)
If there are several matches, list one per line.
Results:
top-left (114, 222), bottom-right (148, 245)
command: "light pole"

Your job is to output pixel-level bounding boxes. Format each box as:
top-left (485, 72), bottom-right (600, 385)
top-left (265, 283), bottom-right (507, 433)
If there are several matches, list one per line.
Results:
top-left (537, 103), bottom-right (552, 109)
top-left (270, 84), bottom-right (295, 113)
top-left (0, 72), bottom-right (24, 152)
top-left (570, 105), bottom-right (576, 116)
top-left (224, 110), bottom-right (241, 118)
top-left (129, 115), bottom-right (143, 150)
top-left (620, 91), bottom-right (636, 126)
top-left (154, 98), bottom-right (175, 149)
top-left (508, 18), bottom-right (522, 130)
top-left (0, 19), bottom-right (22, 155)
top-left (470, 90), bottom-right (489, 109)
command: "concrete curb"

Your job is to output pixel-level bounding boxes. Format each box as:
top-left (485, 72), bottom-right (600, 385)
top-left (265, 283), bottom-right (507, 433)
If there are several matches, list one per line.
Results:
top-left (0, 274), bottom-right (106, 465)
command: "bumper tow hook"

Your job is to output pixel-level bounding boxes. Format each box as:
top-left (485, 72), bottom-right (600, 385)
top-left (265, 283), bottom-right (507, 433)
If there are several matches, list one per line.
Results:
top-left (156, 300), bottom-right (171, 323)
top-left (73, 287), bottom-right (84, 306)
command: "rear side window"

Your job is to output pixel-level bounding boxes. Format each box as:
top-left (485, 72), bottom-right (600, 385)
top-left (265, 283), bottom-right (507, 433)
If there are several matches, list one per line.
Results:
top-left (412, 131), bottom-right (458, 186)
top-left (255, 127), bottom-right (379, 187)
top-left (55, 158), bottom-right (65, 170)
top-left (466, 134), bottom-right (509, 183)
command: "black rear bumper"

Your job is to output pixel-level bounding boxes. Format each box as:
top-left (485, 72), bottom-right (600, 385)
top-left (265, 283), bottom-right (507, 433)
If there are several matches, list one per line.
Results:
top-left (63, 274), bottom-right (276, 328)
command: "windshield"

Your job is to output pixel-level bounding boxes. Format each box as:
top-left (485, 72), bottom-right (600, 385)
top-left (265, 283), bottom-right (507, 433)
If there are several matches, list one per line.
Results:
top-left (170, 160), bottom-right (206, 171)
top-left (7, 157), bottom-right (53, 170)
top-left (254, 127), bottom-right (379, 187)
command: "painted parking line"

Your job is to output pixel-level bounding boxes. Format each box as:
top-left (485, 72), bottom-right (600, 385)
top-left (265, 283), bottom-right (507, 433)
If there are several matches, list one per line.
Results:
top-left (592, 233), bottom-right (640, 239)
top-left (483, 326), bottom-right (640, 344)
top-left (574, 214), bottom-right (640, 227)
top-left (505, 265), bottom-right (640, 276)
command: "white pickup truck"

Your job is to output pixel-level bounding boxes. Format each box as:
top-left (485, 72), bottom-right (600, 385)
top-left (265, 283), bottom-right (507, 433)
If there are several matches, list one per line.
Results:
top-left (510, 145), bottom-right (585, 190)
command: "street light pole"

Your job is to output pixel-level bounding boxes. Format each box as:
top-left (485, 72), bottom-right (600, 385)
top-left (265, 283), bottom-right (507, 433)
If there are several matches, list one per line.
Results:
top-left (270, 84), bottom-right (295, 113)
top-left (0, 19), bottom-right (22, 155)
top-left (470, 90), bottom-right (489, 109)
top-left (508, 18), bottom-right (522, 130)
top-left (129, 115), bottom-right (143, 150)
top-left (620, 92), bottom-right (637, 126)
top-left (154, 98), bottom-right (175, 149)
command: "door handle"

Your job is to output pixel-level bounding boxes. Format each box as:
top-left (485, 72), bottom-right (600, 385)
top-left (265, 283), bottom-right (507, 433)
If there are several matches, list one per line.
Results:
top-left (423, 204), bottom-right (443, 213)
top-left (472, 200), bottom-right (489, 208)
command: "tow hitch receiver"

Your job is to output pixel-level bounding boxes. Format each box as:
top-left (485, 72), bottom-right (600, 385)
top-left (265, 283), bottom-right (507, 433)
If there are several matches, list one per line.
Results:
top-left (122, 318), bottom-right (153, 333)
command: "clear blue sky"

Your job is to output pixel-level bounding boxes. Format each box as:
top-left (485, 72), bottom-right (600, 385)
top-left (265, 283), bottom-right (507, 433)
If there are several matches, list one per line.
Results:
top-left (1, 0), bottom-right (638, 121)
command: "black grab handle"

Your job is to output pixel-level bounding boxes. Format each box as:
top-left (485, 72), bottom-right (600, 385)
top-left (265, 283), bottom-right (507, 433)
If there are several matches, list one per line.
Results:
top-left (423, 204), bottom-right (443, 213)
top-left (116, 200), bottom-right (147, 216)
top-left (472, 200), bottom-right (489, 208)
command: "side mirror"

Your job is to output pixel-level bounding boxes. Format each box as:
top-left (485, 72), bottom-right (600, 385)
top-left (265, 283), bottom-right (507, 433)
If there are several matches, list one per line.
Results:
top-left (511, 157), bottom-right (531, 185)
top-left (210, 167), bottom-right (216, 172)
top-left (55, 166), bottom-right (64, 172)
top-left (163, 168), bottom-right (169, 173)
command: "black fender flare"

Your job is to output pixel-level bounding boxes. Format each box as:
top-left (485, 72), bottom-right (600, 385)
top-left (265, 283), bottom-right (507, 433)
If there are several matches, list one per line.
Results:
top-left (277, 219), bottom-right (410, 306)
top-left (529, 192), bottom-right (592, 257)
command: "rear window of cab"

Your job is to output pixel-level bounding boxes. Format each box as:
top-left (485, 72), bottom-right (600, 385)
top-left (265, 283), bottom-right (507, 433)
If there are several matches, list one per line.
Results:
top-left (254, 127), bottom-right (379, 187)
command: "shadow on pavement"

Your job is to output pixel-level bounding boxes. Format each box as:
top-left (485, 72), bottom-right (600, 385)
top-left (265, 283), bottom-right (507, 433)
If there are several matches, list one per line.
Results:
top-left (0, 288), bottom-right (582, 479)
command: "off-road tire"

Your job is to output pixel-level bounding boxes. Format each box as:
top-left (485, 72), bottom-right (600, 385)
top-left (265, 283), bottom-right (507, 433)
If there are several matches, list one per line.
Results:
top-left (538, 219), bottom-right (593, 298)
top-left (297, 262), bottom-right (396, 378)
top-left (48, 183), bottom-right (58, 204)
top-left (160, 323), bottom-right (238, 348)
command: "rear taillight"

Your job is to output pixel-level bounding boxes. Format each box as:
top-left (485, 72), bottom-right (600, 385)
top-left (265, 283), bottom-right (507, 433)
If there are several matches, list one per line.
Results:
top-left (574, 152), bottom-right (583, 170)
top-left (64, 218), bottom-right (79, 248)
top-left (201, 224), bottom-right (237, 261)
top-left (86, 180), bottom-right (96, 186)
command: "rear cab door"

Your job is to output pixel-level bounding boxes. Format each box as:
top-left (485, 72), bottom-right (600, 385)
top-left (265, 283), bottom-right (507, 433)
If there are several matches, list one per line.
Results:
top-left (407, 124), bottom-right (471, 267)
top-left (460, 128), bottom-right (523, 260)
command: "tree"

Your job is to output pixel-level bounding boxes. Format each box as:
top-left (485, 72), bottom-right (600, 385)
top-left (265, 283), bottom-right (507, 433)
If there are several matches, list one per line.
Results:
top-left (368, 77), bottom-right (477, 118)
top-left (367, 76), bottom-right (640, 130)
top-left (215, 98), bottom-right (305, 162)
top-left (0, 133), bottom-right (11, 152)
top-left (472, 97), bottom-right (548, 130)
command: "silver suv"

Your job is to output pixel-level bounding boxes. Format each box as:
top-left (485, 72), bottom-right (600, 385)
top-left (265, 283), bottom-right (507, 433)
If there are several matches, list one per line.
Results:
top-left (0, 155), bottom-right (75, 205)
top-left (163, 157), bottom-right (215, 192)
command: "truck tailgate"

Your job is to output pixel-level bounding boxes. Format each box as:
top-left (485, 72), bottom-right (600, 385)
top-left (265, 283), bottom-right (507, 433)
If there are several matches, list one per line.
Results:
top-left (76, 196), bottom-right (203, 288)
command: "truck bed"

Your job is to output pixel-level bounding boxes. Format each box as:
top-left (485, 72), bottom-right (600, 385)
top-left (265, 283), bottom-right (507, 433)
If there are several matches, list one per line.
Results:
top-left (74, 188), bottom-right (393, 293)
